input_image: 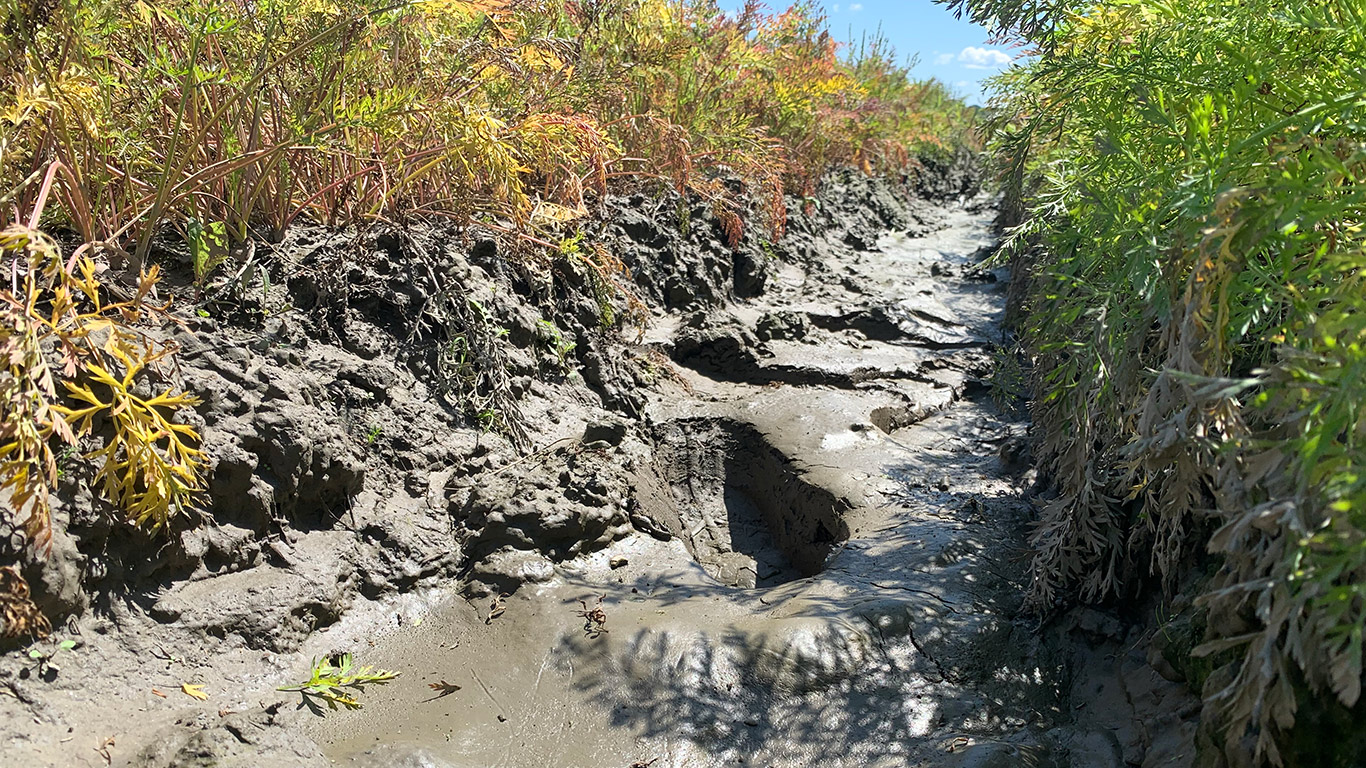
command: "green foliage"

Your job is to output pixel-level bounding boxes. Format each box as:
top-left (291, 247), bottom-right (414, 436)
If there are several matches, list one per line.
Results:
top-left (536, 319), bottom-right (576, 374)
top-left (986, 344), bottom-right (1028, 414)
top-left (937, 0), bottom-right (1082, 50)
top-left (962, 0), bottom-right (1366, 763)
top-left (186, 217), bottom-right (230, 288)
top-left (28, 639), bottom-right (77, 674)
top-left (278, 653), bottom-right (399, 712)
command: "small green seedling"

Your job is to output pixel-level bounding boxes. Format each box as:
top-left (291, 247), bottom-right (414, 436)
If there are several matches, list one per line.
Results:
top-left (536, 319), bottom-right (576, 372)
top-left (278, 653), bottom-right (399, 713)
top-left (365, 424), bottom-right (382, 445)
top-left (476, 409), bottom-right (498, 432)
top-left (28, 639), bottom-right (77, 676)
top-left (55, 446), bottom-right (79, 480)
top-left (187, 217), bottom-right (230, 288)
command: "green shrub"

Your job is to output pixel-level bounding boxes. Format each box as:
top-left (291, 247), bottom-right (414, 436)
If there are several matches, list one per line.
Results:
top-left (949, 0), bottom-right (1366, 763)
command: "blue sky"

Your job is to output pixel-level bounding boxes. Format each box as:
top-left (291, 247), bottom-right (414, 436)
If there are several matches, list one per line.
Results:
top-left (715, 0), bottom-right (1015, 104)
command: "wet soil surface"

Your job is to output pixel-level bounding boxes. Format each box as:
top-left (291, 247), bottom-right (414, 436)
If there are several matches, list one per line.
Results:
top-left (0, 175), bottom-right (1199, 767)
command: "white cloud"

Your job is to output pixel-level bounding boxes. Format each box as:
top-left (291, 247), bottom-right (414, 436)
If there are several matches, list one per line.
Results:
top-left (849, 3), bottom-right (863, 10)
top-left (832, 3), bottom-right (840, 10)
top-left (957, 46), bottom-right (1012, 70)
top-left (934, 52), bottom-right (954, 65)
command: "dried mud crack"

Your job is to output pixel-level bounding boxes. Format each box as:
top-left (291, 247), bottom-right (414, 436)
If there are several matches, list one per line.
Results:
top-left (1, 174), bottom-right (1198, 768)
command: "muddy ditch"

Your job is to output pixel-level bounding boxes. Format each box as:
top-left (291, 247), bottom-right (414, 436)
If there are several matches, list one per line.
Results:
top-left (0, 163), bottom-right (1201, 768)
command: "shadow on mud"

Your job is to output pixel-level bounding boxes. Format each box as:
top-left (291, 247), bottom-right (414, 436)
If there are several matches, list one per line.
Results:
top-left (554, 512), bottom-right (1060, 763)
top-left (551, 400), bottom-right (1060, 765)
top-left (552, 577), bottom-right (1061, 765)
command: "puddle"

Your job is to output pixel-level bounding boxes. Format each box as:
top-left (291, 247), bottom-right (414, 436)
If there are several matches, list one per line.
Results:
top-left (651, 419), bottom-right (850, 588)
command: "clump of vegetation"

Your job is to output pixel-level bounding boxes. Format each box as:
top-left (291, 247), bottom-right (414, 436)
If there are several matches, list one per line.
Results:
top-left (2, 0), bottom-right (974, 251)
top-left (278, 653), bottom-right (399, 712)
top-left (951, 0), bottom-right (1366, 763)
top-left (0, 179), bottom-right (204, 551)
top-left (1, 0), bottom-right (974, 549)
top-left (26, 638), bottom-right (76, 678)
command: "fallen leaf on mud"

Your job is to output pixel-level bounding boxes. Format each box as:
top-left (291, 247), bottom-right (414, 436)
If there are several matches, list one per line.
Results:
top-left (485, 593), bottom-right (508, 624)
top-left (428, 680), bottom-right (461, 698)
top-left (946, 736), bottom-right (969, 753)
top-left (96, 735), bottom-right (115, 765)
top-left (150, 688), bottom-right (166, 698)
top-left (181, 683), bottom-right (208, 700)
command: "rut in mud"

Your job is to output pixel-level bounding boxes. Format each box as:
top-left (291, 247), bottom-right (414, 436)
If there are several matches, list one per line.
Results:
top-left (0, 173), bottom-right (1197, 768)
top-left (652, 418), bottom-right (849, 588)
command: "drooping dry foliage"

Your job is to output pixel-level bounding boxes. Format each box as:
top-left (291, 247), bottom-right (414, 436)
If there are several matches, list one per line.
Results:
top-left (954, 0), bottom-right (1366, 762)
top-left (2, 2), bottom-right (974, 548)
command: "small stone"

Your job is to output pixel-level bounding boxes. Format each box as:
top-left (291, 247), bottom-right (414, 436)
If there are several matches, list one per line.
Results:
top-left (936, 476), bottom-right (951, 491)
top-left (609, 557), bottom-right (629, 569)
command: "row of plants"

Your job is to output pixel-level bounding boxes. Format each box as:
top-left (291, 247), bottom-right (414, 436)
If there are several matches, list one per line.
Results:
top-left (952, 0), bottom-right (1366, 763)
top-left (1, 2), bottom-right (974, 565)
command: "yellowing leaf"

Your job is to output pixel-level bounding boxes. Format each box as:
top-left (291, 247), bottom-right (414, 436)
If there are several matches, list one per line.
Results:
top-left (181, 683), bottom-right (208, 701)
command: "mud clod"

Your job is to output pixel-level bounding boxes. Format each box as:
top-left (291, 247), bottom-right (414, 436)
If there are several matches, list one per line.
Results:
top-left (150, 531), bottom-right (357, 652)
